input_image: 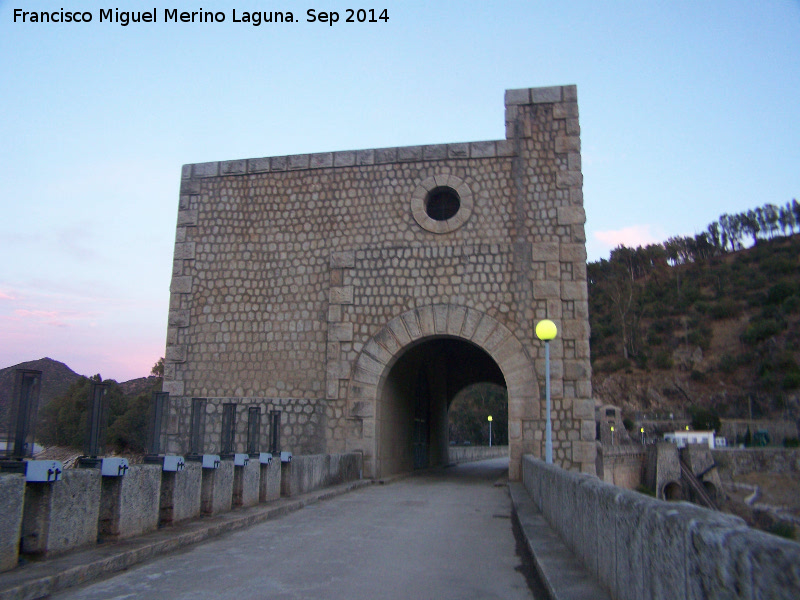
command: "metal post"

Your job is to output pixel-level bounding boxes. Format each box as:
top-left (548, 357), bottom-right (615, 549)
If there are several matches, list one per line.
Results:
top-left (545, 340), bottom-right (552, 464)
top-left (3, 369), bottom-right (42, 460)
top-left (221, 403), bottom-right (236, 457)
top-left (146, 392), bottom-right (169, 456)
top-left (83, 382), bottom-right (108, 459)
top-left (269, 410), bottom-right (281, 455)
top-left (247, 406), bottom-right (261, 456)
top-left (189, 398), bottom-right (207, 456)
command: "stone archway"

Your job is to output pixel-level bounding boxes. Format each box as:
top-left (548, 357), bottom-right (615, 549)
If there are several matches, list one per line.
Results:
top-left (344, 304), bottom-right (539, 480)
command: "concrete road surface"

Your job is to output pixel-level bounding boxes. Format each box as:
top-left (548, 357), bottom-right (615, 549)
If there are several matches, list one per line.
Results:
top-left (53, 458), bottom-right (542, 600)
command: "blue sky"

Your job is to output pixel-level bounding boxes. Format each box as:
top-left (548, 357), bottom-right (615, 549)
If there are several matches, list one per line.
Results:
top-left (1, 1), bottom-right (798, 380)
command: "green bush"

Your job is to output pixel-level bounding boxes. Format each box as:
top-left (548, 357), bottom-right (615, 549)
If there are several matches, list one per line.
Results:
top-left (710, 299), bottom-right (742, 320)
top-left (784, 437), bottom-right (800, 448)
top-left (596, 356), bottom-right (631, 373)
top-left (694, 301), bottom-right (712, 315)
top-left (782, 372), bottom-right (800, 391)
top-left (653, 351), bottom-right (673, 370)
top-left (646, 331), bottom-right (664, 346)
top-left (762, 256), bottom-right (797, 276)
top-left (718, 354), bottom-right (738, 373)
top-left (741, 319), bottom-right (784, 345)
top-left (688, 327), bottom-right (712, 350)
top-left (783, 295), bottom-right (800, 314)
top-left (650, 318), bottom-right (676, 334)
top-left (747, 292), bottom-right (767, 308)
top-left (766, 282), bottom-right (796, 305)
top-left (745, 272), bottom-right (769, 290)
top-left (688, 405), bottom-right (721, 431)
top-left (690, 370), bottom-right (708, 382)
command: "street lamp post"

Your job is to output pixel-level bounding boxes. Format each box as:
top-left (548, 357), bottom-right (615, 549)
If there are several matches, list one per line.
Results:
top-left (488, 415), bottom-right (493, 447)
top-left (535, 319), bottom-right (558, 464)
top-left (640, 427), bottom-right (645, 445)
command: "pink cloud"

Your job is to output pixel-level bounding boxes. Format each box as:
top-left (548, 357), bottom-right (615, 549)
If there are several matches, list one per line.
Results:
top-left (13, 309), bottom-right (69, 327)
top-left (0, 290), bottom-right (15, 300)
top-left (594, 225), bottom-right (661, 250)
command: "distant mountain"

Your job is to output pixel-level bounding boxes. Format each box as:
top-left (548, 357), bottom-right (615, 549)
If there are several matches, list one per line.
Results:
top-left (119, 376), bottom-right (161, 397)
top-left (0, 358), bottom-right (83, 432)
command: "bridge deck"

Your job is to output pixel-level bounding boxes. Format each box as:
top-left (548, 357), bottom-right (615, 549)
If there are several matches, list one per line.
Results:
top-left (1, 459), bottom-right (606, 600)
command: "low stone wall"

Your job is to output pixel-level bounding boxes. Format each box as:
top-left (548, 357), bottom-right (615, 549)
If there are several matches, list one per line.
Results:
top-left (447, 445), bottom-right (508, 464)
top-left (521, 454), bottom-right (800, 600)
top-left (718, 419), bottom-right (798, 445)
top-left (713, 447), bottom-right (800, 478)
top-left (281, 453), bottom-right (362, 497)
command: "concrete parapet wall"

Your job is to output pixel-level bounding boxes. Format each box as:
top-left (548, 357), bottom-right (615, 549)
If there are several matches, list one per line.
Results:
top-left (233, 461), bottom-right (260, 508)
top-left (259, 461), bottom-right (281, 502)
top-left (0, 474), bottom-right (24, 572)
top-left (159, 462), bottom-right (202, 525)
top-left (521, 454), bottom-right (800, 600)
top-left (22, 468), bottom-right (100, 555)
top-left (201, 460), bottom-right (234, 515)
top-left (99, 464), bottom-right (161, 541)
top-left (448, 445), bottom-right (508, 464)
top-left (281, 453), bottom-right (362, 497)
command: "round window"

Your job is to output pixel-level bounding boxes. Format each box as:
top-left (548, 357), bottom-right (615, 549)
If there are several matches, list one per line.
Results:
top-left (411, 174), bottom-right (473, 234)
top-left (425, 187), bottom-right (461, 221)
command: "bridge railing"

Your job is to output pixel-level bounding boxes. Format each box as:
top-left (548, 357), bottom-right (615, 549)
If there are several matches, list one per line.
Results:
top-left (521, 454), bottom-right (800, 600)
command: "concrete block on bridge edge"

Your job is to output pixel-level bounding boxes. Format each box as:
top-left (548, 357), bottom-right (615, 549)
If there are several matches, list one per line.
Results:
top-left (0, 474), bottom-right (24, 572)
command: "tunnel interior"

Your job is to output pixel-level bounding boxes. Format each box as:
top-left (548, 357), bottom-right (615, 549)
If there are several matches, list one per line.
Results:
top-left (376, 336), bottom-right (506, 477)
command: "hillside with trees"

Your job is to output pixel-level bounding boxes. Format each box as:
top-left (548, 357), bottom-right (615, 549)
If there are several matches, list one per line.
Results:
top-left (589, 200), bottom-right (800, 425)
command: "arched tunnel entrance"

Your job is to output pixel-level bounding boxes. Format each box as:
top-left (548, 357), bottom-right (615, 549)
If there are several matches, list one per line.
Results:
top-left (376, 337), bottom-right (506, 477)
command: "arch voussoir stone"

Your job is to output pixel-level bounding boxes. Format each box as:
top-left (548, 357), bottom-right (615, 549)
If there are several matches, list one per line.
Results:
top-left (400, 311), bottom-right (422, 339)
top-left (417, 306), bottom-right (435, 336)
top-left (446, 305), bottom-right (467, 336)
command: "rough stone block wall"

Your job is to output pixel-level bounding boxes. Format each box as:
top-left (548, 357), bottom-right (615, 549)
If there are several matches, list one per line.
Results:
top-left (163, 85), bottom-right (594, 477)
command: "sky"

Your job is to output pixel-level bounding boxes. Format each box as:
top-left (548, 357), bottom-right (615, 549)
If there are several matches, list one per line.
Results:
top-left (1, 1), bottom-right (798, 381)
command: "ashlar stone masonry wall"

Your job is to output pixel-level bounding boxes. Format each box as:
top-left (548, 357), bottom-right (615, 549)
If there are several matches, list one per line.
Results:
top-left (163, 85), bottom-right (594, 479)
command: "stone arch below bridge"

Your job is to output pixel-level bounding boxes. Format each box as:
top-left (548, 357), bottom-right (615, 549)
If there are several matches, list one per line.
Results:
top-left (345, 304), bottom-right (540, 480)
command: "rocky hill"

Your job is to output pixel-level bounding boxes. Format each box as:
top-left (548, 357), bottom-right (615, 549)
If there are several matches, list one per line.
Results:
top-left (589, 232), bottom-right (800, 427)
top-left (0, 358), bottom-right (82, 432)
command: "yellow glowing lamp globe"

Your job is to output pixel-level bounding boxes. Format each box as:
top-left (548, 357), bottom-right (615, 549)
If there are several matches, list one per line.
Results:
top-left (535, 319), bottom-right (558, 341)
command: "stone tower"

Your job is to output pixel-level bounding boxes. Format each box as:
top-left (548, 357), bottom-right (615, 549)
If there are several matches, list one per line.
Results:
top-left (163, 85), bottom-right (595, 479)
